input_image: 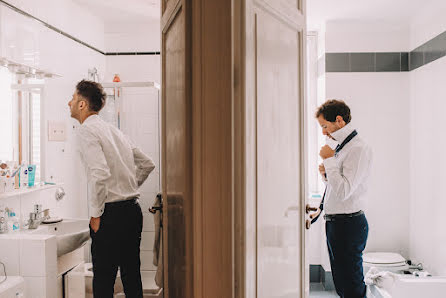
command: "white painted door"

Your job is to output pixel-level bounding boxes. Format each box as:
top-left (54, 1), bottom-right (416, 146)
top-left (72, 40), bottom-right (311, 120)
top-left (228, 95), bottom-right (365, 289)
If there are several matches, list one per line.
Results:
top-left (242, 0), bottom-right (308, 297)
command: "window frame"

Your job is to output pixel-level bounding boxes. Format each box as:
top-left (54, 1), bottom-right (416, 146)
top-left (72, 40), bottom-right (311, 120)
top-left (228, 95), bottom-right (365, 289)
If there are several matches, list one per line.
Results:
top-left (10, 83), bottom-right (45, 183)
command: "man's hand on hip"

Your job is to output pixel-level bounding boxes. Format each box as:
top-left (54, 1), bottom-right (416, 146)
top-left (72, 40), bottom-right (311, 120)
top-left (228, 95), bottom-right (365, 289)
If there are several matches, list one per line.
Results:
top-left (90, 216), bottom-right (101, 233)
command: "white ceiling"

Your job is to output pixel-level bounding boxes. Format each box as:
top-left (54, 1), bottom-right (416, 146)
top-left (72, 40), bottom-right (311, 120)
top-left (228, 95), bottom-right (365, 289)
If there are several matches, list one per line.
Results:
top-left (307, 0), bottom-right (435, 30)
top-left (73, 0), bottom-right (160, 24)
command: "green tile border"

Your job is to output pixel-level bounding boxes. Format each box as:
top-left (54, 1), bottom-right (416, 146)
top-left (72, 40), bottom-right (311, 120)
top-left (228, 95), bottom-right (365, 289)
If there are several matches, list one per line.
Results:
top-left (326, 52), bottom-right (408, 73)
top-left (326, 30), bottom-right (446, 72)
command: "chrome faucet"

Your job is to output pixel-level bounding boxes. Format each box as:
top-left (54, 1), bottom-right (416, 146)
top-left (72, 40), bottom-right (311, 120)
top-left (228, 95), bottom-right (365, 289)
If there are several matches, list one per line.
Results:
top-left (27, 204), bottom-right (49, 229)
top-left (409, 262), bottom-right (424, 271)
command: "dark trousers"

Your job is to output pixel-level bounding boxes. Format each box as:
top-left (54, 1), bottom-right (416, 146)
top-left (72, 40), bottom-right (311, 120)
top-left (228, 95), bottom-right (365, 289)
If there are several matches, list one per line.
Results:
top-left (90, 198), bottom-right (143, 298)
top-left (326, 213), bottom-right (369, 298)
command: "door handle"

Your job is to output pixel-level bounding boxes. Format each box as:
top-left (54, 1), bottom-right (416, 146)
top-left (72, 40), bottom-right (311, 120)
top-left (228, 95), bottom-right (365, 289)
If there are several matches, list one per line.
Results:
top-left (305, 203), bottom-right (321, 230)
top-left (306, 204), bottom-right (318, 214)
top-left (149, 193), bottom-right (163, 214)
top-left (305, 219), bottom-right (311, 229)
top-left (149, 206), bottom-right (162, 214)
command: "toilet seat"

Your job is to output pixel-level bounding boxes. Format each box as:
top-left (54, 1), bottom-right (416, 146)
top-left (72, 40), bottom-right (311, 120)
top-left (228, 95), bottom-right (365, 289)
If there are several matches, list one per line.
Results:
top-left (363, 252), bottom-right (408, 271)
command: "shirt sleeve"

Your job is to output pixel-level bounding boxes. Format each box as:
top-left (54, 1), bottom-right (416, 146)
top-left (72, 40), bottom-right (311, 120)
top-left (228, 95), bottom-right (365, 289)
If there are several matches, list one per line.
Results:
top-left (323, 144), bottom-right (371, 202)
top-left (131, 144), bottom-right (155, 187)
top-left (78, 128), bottom-right (111, 218)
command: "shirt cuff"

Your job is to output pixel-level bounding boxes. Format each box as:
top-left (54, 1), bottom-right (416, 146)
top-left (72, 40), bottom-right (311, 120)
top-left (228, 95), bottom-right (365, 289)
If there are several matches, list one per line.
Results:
top-left (89, 205), bottom-right (105, 218)
top-left (323, 157), bottom-right (337, 169)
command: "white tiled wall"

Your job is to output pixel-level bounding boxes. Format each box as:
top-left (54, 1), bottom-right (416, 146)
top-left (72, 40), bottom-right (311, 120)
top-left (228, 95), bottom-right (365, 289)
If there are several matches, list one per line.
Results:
top-left (0, 234), bottom-right (58, 297)
top-left (408, 3), bottom-right (446, 275)
top-left (322, 11), bottom-right (446, 276)
top-left (119, 87), bottom-right (160, 272)
top-left (104, 19), bottom-right (161, 272)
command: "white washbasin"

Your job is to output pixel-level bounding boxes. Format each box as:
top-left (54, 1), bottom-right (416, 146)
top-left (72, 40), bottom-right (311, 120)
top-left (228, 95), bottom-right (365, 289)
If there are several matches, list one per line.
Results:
top-left (31, 218), bottom-right (90, 257)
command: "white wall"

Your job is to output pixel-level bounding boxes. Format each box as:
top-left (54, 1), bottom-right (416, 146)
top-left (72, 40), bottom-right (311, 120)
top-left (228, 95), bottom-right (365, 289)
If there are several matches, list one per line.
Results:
top-left (323, 22), bottom-right (412, 258)
top-left (325, 21), bottom-right (410, 52)
top-left (326, 73), bottom-right (411, 257)
top-left (105, 20), bottom-right (160, 53)
top-left (0, 1), bottom-right (106, 221)
top-left (408, 1), bottom-right (446, 275)
top-left (4, 0), bottom-right (104, 50)
top-left (409, 59), bottom-right (446, 275)
top-left (319, 12), bottom-right (446, 275)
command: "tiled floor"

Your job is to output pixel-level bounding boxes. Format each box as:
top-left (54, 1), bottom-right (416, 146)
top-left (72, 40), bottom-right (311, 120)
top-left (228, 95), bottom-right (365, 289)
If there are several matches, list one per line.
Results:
top-left (309, 283), bottom-right (338, 298)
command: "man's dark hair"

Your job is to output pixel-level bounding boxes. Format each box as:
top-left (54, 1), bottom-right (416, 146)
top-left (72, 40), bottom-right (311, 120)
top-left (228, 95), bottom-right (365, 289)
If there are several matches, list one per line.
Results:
top-left (315, 99), bottom-right (351, 124)
top-left (76, 80), bottom-right (106, 112)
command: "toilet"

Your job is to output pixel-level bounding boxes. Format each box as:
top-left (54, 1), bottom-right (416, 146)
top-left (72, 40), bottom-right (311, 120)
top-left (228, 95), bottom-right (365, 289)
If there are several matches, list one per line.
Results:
top-left (363, 252), bottom-right (409, 273)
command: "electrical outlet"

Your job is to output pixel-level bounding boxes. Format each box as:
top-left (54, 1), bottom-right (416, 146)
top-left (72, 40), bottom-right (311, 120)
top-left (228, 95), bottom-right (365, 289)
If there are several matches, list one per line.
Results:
top-left (48, 121), bottom-right (66, 141)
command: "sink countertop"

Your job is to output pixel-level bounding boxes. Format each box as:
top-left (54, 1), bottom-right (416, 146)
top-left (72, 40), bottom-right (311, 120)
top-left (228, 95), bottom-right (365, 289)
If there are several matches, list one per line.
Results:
top-left (0, 218), bottom-right (89, 240)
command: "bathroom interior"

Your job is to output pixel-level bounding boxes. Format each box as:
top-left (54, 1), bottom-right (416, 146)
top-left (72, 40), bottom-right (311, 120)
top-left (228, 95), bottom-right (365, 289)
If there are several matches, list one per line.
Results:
top-left (0, 0), bottom-right (161, 297)
top-left (307, 0), bottom-right (446, 297)
top-left (0, 0), bottom-right (445, 297)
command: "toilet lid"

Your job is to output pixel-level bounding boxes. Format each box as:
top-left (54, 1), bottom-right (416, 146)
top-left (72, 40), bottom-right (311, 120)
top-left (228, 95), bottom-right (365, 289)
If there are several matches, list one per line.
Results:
top-left (363, 252), bottom-right (406, 265)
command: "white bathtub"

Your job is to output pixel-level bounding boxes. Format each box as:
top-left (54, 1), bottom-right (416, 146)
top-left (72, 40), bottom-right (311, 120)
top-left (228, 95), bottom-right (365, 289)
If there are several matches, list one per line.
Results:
top-left (368, 275), bottom-right (446, 298)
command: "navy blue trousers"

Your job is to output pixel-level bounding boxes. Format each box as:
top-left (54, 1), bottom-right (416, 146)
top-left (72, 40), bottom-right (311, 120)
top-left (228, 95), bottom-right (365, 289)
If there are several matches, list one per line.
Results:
top-left (90, 199), bottom-right (143, 298)
top-left (326, 213), bottom-right (369, 298)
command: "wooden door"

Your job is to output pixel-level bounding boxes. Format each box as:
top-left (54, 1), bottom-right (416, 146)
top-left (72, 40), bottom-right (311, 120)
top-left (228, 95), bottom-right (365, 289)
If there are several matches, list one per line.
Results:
top-left (162, 0), bottom-right (234, 297)
top-left (161, 1), bottom-right (192, 298)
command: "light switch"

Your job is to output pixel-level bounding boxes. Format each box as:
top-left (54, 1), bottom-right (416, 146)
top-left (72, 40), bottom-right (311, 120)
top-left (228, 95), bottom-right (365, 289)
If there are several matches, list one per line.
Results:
top-left (48, 121), bottom-right (66, 141)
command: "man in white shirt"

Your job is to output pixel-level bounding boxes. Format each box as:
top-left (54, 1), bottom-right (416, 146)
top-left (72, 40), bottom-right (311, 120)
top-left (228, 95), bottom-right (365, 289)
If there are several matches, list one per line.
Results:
top-left (68, 80), bottom-right (155, 297)
top-left (316, 100), bottom-right (372, 298)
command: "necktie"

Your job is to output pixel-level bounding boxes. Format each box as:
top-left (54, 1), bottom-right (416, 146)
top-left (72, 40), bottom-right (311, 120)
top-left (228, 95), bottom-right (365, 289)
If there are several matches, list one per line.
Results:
top-left (311, 130), bottom-right (358, 224)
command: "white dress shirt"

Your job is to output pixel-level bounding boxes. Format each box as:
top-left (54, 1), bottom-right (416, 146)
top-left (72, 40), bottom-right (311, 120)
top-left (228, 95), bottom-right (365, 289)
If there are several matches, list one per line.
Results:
top-left (323, 124), bottom-right (372, 215)
top-left (77, 115), bottom-right (155, 217)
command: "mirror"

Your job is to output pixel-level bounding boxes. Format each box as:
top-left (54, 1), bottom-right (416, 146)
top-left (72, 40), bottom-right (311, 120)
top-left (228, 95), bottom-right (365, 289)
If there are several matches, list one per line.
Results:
top-left (0, 66), bottom-right (43, 184)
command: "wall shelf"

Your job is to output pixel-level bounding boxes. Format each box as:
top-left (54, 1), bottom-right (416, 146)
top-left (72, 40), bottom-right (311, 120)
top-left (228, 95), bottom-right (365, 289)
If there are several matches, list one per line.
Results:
top-left (0, 183), bottom-right (62, 200)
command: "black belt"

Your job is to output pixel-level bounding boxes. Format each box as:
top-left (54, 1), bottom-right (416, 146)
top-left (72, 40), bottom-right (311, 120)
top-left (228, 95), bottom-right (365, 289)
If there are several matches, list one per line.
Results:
top-left (324, 210), bottom-right (364, 221)
top-left (105, 197), bottom-right (138, 207)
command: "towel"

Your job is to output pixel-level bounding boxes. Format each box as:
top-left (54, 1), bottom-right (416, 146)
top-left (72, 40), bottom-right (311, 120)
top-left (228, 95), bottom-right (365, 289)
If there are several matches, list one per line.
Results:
top-left (365, 267), bottom-right (398, 290)
top-left (152, 193), bottom-right (163, 288)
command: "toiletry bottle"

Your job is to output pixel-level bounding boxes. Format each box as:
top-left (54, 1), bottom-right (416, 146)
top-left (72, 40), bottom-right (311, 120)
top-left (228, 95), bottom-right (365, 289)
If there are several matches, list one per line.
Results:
top-left (8, 211), bottom-right (19, 232)
top-left (28, 165), bottom-right (36, 187)
top-left (13, 163), bottom-right (19, 189)
top-left (19, 161), bottom-right (28, 188)
top-left (5, 174), bottom-right (14, 192)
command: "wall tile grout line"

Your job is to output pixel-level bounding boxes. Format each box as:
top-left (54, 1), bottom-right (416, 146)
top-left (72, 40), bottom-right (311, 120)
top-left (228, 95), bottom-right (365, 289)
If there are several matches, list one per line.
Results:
top-left (400, 52), bottom-right (403, 72)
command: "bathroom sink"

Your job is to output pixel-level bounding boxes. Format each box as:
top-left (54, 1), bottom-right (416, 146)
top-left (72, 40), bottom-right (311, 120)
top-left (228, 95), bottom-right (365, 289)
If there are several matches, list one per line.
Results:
top-left (31, 218), bottom-right (90, 257)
